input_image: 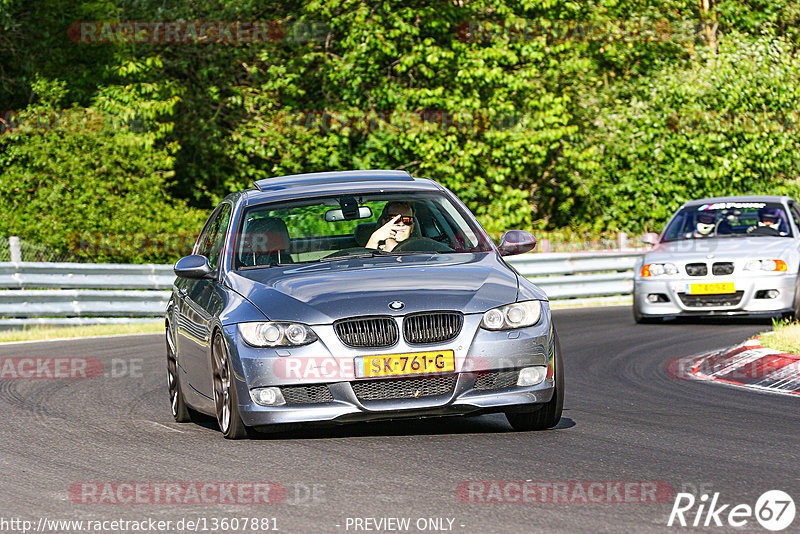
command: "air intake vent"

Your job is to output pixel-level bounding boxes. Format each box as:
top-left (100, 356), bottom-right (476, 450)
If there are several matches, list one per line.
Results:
top-left (712, 262), bottom-right (734, 275)
top-left (403, 312), bottom-right (463, 344)
top-left (351, 375), bottom-right (457, 401)
top-left (281, 385), bottom-right (334, 404)
top-left (686, 263), bottom-right (708, 276)
top-left (334, 317), bottom-right (398, 348)
top-left (474, 370), bottom-right (519, 391)
top-left (679, 291), bottom-right (744, 307)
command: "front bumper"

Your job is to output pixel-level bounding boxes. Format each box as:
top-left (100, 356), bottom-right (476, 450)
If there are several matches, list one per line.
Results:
top-left (634, 272), bottom-right (797, 318)
top-left (222, 306), bottom-right (556, 428)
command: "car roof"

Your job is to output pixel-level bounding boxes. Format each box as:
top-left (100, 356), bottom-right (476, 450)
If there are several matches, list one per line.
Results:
top-left (680, 195), bottom-right (794, 207)
top-left (243, 170), bottom-right (444, 206)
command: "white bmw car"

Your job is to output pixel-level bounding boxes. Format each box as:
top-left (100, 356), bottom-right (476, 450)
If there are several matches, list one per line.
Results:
top-left (633, 195), bottom-right (800, 322)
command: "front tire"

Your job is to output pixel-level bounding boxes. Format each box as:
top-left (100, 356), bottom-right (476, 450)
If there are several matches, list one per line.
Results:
top-left (633, 296), bottom-right (658, 324)
top-left (505, 329), bottom-right (565, 431)
top-left (167, 328), bottom-right (192, 423)
top-left (633, 292), bottom-right (646, 323)
top-left (211, 331), bottom-right (250, 439)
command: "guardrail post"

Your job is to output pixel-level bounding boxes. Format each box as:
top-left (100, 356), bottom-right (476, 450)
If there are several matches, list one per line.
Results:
top-left (539, 239), bottom-right (551, 253)
top-left (617, 232), bottom-right (628, 250)
top-left (9, 236), bottom-right (21, 263)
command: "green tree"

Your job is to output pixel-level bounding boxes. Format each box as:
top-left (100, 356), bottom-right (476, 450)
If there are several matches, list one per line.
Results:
top-left (563, 32), bottom-right (800, 234)
top-left (0, 74), bottom-right (203, 263)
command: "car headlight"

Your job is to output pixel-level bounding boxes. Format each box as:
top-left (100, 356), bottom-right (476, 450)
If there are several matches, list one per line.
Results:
top-left (641, 263), bottom-right (678, 277)
top-left (744, 259), bottom-right (787, 272)
top-left (481, 301), bottom-right (542, 330)
top-left (239, 322), bottom-right (317, 347)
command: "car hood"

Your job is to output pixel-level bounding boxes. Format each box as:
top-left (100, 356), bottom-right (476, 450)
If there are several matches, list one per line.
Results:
top-left (646, 236), bottom-right (797, 264)
top-left (226, 252), bottom-right (527, 323)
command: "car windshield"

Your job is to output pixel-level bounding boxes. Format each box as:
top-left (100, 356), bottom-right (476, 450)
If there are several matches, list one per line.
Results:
top-left (662, 201), bottom-right (793, 242)
top-left (234, 191), bottom-right (493, 269)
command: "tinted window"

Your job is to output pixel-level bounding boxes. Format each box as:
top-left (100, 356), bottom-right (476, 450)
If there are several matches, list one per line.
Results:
top-left (195, 204), bottom-right (232, 269)
top-left (790, 203), bottom-right (800, 230)
top-left (662, 201), bottom-right (792, 241)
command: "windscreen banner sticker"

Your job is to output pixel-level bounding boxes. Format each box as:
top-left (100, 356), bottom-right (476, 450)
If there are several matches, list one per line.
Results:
top-left (697, 202), bottom-right (766, 211)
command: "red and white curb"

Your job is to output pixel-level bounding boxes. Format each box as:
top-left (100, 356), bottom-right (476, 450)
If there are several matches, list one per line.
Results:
top-left (670, 339), bottom-right (800, 396)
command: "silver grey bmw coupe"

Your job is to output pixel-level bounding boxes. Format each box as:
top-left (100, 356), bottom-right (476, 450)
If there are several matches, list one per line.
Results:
top-left (166, 170), bottom-right (563, 438)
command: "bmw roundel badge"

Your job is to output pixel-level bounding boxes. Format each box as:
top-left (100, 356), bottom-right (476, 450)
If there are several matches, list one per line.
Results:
top-left (389, 301), bottom-right (405, 310)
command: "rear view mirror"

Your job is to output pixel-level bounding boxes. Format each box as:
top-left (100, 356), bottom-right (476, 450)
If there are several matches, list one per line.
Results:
top-left (325, 206), bottom-right (373, 222)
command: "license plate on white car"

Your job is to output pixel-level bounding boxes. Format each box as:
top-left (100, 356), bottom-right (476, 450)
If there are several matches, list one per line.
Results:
top-left (685, 282), bottom-right (735, 295)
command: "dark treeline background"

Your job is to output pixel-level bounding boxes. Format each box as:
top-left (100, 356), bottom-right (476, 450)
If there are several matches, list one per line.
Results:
top-left (1, 0), bottom-right (799, 262)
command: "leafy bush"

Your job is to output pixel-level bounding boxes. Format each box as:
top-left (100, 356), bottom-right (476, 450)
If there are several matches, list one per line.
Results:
top-left (563, 32), bottom-right (800, 234)
top-left (0, 76), bottom-right (204, 263)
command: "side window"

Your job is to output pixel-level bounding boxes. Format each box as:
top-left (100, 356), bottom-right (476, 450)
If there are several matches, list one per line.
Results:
top-left (194, 204), bottom-right (232, 270)
top-left (194, 207), bottom-right (222, 256)
top-left (207, 205), bottom-right (232, 269)
top-left (790, 203), bottom-right (800, 231)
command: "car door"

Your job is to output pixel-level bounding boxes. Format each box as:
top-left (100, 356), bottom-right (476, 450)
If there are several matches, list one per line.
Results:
top-left (178, 203), bottom-right (232, 397)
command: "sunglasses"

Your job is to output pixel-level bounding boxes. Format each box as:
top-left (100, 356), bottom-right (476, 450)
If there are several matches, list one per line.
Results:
top-left (385, 214), bottom-right (414, 225)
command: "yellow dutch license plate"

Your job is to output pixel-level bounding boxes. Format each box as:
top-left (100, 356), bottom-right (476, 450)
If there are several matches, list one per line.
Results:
top-left (687, 282), bottom-right (735, 295)
top-left (354, 350), bottom-right (455, 378)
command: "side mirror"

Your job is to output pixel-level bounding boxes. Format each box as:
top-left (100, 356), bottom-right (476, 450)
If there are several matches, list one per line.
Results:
top-left (641, 233), bottom-right (659, 246)
top-left (498, 230), bottom-right (537, 256)
top-left (174, 254), bottom-right (214, 279)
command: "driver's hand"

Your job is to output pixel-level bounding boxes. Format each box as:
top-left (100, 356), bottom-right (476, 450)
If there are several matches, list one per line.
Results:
top-left (366, 215), bottom-right (401, 249)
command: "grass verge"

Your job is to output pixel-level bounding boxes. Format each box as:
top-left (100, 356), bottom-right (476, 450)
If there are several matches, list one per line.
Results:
top-left (757, 319), bottom-right (800, 354)
top-left (0, 322), bottom-right (163, 343)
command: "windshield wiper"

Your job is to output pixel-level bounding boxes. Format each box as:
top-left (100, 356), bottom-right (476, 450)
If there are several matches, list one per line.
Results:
top-left (318, 251), bottom-right (386, 262)
top-left (381, 250), bottom-right (437, 255)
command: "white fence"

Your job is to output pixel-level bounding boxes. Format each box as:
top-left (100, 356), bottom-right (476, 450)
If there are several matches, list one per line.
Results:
top-left (0, 252), bottom-right (644, 326)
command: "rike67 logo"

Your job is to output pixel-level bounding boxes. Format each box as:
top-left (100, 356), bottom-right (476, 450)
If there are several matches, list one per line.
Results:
top-left (668, 490), bottom-right (795, 531)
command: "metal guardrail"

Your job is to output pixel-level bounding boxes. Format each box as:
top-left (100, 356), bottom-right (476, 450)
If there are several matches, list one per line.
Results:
top-left (0, 262), bottom-right (171, 327)
top-left (0, 262), bottom-right (175, 289)
top-left (506, 251), bottom-right (643, 300)
top-left (0, 252), bottom-right (644, 326)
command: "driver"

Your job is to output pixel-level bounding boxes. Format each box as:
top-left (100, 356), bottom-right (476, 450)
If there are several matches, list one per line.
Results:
top-left (747, 208), bottom-right (782, 236)
top-left (689, 212), bottom-right (716, 238)
top-left (366, 201), bottom-right (415, 252)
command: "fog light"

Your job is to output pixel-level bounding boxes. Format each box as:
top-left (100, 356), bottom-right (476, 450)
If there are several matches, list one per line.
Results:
top-left (250, 387), bottom-right (286, 406)
top-left (517, 366), bottom-right (547, 386)
top-left (755, 289), bottom-right (780, 299)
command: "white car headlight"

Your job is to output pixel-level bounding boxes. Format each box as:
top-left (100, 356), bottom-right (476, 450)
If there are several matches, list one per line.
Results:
top-left (239, 322), bottom-right (317, 347)
top-left (744, 259), bottom-right (787, 272)
top-left (641, 263), bottom-right (678, 277)
top-left (480, 301), bottom-right (542, 330)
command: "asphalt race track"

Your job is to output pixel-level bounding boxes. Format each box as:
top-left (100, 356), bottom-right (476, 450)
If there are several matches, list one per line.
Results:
top-left (0, 306), bottom-right (797, 534)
